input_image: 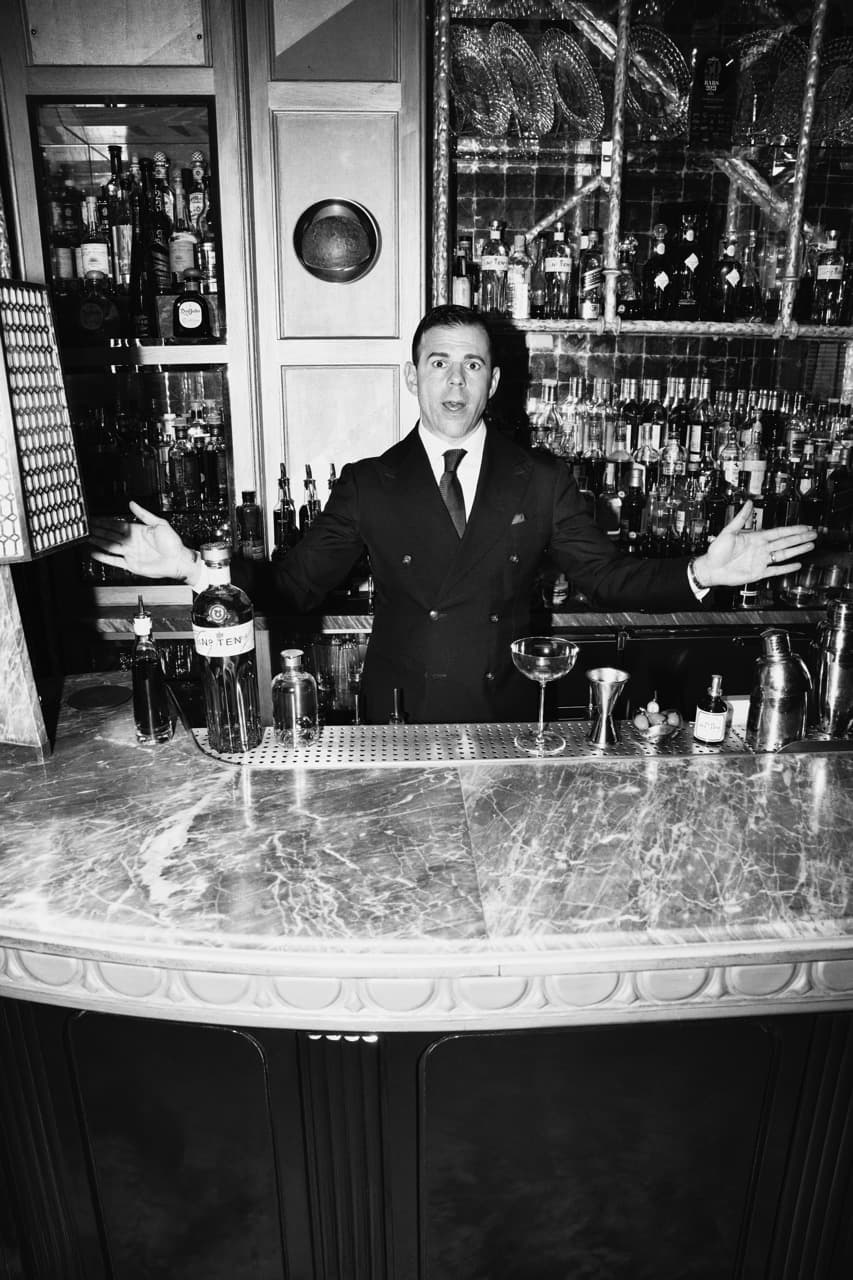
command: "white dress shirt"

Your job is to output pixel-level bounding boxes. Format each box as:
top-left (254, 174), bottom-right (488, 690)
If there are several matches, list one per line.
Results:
top-left (418, 419), bottom-right (487, 520)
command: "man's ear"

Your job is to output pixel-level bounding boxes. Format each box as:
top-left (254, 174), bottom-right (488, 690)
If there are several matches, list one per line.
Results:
top-left (489, 365), bottom-right (501, 399)
top-left (403, 361), bottom-right (419, 397)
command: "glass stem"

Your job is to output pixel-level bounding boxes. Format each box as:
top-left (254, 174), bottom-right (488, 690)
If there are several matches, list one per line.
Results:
top-left (537, 679), bottom-right (546, 742)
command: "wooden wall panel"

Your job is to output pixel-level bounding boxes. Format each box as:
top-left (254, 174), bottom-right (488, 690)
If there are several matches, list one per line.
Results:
top-left (281, 364), bottom-right (399, 479)
top-left (272, 0), bottom-right (398, 81)
top-left (274, 111), bottom-right (399, 339)
top-left (23, 0), bottom-right (207, 65)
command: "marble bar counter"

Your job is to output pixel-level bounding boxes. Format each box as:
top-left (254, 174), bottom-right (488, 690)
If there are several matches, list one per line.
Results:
top-left (2, 673), bottom-right (853, 1034)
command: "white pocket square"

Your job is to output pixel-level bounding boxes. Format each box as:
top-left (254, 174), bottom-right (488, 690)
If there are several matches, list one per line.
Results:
top-left (511, 512), bottom-right (525, 525)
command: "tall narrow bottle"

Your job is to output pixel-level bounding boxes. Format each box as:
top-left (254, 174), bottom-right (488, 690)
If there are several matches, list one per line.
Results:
top-left (544, 222), bottom-right (573, 319)
top-left (299, 465), bottom-right (322, 534)
top-left (191, 543), bottom-right (262, 752)
top-left (132, 597), bottom-right (173, 745)
top-left (506, 234), bottom-right (531, 319)
top-left (577, 228), bottom-right (603, 320)
top-left (478, 220), bottom-right (508, 313)
top-left (810, 230), bottom-right (846, 326)
top-left (672, 213), bottom-right (702, 321)
top-left (271, 464), bottom-right (300, 559)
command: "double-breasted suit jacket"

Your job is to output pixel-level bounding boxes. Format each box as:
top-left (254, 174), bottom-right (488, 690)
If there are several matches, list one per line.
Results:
top-left (269, 425), bottom-right (700, 724)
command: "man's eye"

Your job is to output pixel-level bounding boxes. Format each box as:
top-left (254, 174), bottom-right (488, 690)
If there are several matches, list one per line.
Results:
top-left (467, 361), bottom-right (482, 371)
top-left (431, 359), bottom-right (446, 368)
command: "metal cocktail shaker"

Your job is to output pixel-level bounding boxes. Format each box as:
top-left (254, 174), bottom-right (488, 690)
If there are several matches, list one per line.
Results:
top-left (746, 629), bottom-right (812, 752)
top-left (813, 595), bottom-right (853, 737)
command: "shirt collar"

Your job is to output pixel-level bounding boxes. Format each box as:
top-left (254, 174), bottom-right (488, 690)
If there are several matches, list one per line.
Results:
top-left (417, 418), bottom-right (487, 474)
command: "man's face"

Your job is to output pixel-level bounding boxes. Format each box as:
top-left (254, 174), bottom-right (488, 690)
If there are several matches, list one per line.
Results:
top-left (404, 322), bottom-right (500, 442)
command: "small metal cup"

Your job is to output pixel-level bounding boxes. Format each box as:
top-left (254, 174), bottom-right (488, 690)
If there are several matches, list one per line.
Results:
top-left (586, 666), bottom-right (630, 747)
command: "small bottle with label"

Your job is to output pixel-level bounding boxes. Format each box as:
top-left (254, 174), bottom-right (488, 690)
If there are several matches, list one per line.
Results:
top-left (272, 649), bottom-right (319, 746)
top-left (171, 268), bottom-right (212, 343)
top-left (692, 673), bottom-right (729, 743)
top-left (131, 597), bottom-right (173, 745)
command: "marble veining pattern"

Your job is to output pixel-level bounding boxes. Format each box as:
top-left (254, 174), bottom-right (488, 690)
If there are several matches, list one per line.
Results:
top-left (460, 757), bottom-right (853, 949)
top-left (1, 675), bottom-right (853, 992)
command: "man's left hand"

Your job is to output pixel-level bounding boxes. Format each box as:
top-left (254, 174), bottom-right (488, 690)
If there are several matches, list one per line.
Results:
top-left (692, 500), bottom-right (817, 589)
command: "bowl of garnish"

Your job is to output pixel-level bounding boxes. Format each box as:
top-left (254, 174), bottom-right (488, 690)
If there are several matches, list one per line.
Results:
top-left (632, 694), bottom-right (683, 741)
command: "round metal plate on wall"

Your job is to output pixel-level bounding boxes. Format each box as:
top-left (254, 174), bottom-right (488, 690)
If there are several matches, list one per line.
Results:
top-left (293, 200), bottom-right (381, 284)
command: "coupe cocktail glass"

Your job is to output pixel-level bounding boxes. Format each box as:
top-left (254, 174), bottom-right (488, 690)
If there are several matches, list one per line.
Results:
top-left (510, 636), bottom-right (579, 755)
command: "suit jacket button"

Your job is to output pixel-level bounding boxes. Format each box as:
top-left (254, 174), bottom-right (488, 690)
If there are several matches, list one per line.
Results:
top-left (509, 553), bottom-right (519, 564)
top-left (429, 609), bottom-right (439, 621)
top-left (485, 672), bottom-right (495, 681)
top-left (489, 613), bottom-right (499, 623)
top-left (402, 554), bottom-right (412, 564)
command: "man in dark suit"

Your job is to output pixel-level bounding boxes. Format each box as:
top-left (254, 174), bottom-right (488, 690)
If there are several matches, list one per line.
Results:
top-left (90, 305), bottom-right (815, 724)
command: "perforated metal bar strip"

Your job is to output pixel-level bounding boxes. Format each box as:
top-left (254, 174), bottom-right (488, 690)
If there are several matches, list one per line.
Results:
top-left (193, 722), bottom-right (762, 769)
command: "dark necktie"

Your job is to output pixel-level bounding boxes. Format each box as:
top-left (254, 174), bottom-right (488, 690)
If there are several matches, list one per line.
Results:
top-left (439, 448), bottom-right (467, 537)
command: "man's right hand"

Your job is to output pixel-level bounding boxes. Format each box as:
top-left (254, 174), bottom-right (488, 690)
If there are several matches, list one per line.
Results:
top-left (89, 502), bottom-right (203, 587)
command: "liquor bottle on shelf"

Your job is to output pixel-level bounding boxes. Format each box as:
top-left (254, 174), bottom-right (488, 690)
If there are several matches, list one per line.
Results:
top-left (299, 465), bottom-right (322, 534)
top-left (101, 146), bottom-right (133, 291)
top-left (187, 152), bottom-right (210, 235)
top-left (757, 225), bottom-right (786, 321)
top-left (619, 466), bottom-right (648, 553)
top-left (203, 421), bottom-right (229, 508)
top-left (127, 171), bottom-right (154, 340)
top-left (631, 420), bottom-right (661, 494)
top-left (192, 542), bottom-right (262, 753)
top-left (75, 270), bottom-right (121, 344)
top-left (169, 422), bottom-right (201, 510)
top-left (272, 649), bottom-right (319, 747)
top-left (236, 489), bottom-right (265, 559)
top-left (577, 228), bottom-right (603, 320)
top-left (451, 241), bottom-right (473, 308)
top-left (692, 674), bottom-right (728, 744)
top-left (671, 213), bottom-right (702, 321)
top-left (169, 172), bottom-right (201, 287)
top-left (506, 234), bottom-right (531, 320)
top-left (810, 229), bottom-right (846, 326)
top-left (478, 219), bottom-right (508, 314)
top-left (594, 462), bottom-right (622, 540)
top-left (132, 597), bottom-right (173, 745)
top-left (544, 221), bottom-right (573, 320)
top-left (528, 237), bottom-right (547, 319)
top-left (688, 44), bottom-right (738, 150)
top-left (794, 229), bottom-right (816, 322)
top-left (271, 464), bottom-right (300, 559)
top-left (740, 230), bottom-right (764, 323)
top-left (151, 153), bottom-right (176, 233)
top-left (705, 237), bottom-right (743, 322)
top-left (80, 195), bottom-right (112, 280)
top-left (171, 269), bottom-right (213, 343)
top-left (140, 157), bottom-right (172, 296)
top-left (642, 222), bottom-right (674, 320)
top-left (615, 235), bottom-right (642, 320)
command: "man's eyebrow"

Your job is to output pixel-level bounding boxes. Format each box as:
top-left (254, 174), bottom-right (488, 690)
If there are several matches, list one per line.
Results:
top-left (424, 349), bottom-right (484, 360)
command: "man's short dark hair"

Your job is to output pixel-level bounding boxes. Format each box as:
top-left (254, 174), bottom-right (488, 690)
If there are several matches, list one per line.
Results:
top-left (411, 304), bottom-right (495, 367)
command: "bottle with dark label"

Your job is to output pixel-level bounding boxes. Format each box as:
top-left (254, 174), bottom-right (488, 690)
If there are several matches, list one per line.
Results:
top-left (689, 45), bottom-right (738, 150)
top-left (693, 673), bottom-right (728, 744)
top-left (169, 422), bottom-right (201, 510)
top-left (705, 238), bottom-right (743, 321)
top-left (236, 489), bottom-right (265, 559)
top-left (615, 235), bottom-right (642, 319)
top-left (192, 542), bottom-right (262, 753)
top-left (642, 222), bottom-right (674, 319)
top-left (171, 269), bottom-right (213, 343)
top-left (140, 157), bottom-right (171, 295)
top-left (132, 596), bottom-right (173, 745)
top-left (672, 213), bottom-right (702, 320)
top-left (577, 228), bottom-right (603, 320)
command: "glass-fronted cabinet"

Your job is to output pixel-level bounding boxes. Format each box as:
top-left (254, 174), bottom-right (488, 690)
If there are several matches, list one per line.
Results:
top-left (431, 0), bottom-right (853, 600)
top-left (28, 97), bottom-right (235, 583)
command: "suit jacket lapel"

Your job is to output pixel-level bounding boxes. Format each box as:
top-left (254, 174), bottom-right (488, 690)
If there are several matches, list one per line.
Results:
top-left (442, 428), bottom-right (533, 587)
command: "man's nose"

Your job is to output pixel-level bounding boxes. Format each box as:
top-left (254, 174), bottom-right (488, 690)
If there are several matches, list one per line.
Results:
top-left (447, 363), bottom-right (465, 384)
